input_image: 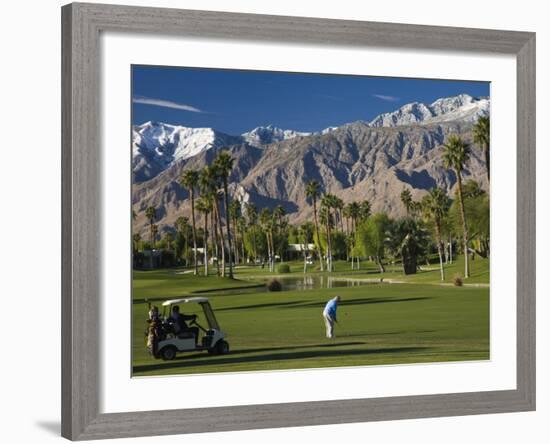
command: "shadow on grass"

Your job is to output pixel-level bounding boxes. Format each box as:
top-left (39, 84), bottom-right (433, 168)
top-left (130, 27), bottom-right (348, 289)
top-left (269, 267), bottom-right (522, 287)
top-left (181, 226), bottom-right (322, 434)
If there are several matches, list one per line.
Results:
top-left (133, 345), bottom-right (429, 374)
top-left (215, 297), bottom-right (432, 313)
top-left (289, 296), bottom-right (432, 309)
top-left (216, 300), bottom-right (309, 311)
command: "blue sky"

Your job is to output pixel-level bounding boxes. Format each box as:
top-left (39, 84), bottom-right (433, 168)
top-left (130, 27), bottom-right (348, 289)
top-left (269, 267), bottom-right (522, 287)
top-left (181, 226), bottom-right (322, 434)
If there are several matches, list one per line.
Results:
top-left (132, 65), bottom-right (490, 135)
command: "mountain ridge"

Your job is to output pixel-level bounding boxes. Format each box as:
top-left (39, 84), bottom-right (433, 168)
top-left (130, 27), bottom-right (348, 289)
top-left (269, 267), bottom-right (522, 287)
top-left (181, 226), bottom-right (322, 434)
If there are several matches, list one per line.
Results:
top-left (132, 118), bottom-right (488, 238)
top-left (132, 93), bottom-right (489, 183)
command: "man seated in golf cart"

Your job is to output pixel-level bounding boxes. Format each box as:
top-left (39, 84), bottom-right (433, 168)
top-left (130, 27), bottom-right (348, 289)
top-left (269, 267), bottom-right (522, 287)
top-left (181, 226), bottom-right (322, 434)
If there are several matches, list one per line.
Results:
top-left (168, 305), bottom-right (200, 345)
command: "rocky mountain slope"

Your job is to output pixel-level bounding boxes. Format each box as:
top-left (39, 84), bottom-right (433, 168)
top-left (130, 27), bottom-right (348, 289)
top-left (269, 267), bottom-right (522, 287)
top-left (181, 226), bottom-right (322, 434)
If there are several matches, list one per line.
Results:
top-left (131, 94), bottom-right (489, 236)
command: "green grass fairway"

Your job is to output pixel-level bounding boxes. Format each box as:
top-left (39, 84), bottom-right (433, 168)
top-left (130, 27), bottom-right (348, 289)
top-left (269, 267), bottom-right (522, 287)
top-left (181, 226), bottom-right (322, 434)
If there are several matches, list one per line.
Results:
top-left (132, 256), bottom-right (489, 377)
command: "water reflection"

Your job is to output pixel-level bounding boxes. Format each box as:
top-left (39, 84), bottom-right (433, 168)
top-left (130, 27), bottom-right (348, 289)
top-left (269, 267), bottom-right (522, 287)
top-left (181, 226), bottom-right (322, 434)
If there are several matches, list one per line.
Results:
top-left (266, 275), bottom-right (373, 291)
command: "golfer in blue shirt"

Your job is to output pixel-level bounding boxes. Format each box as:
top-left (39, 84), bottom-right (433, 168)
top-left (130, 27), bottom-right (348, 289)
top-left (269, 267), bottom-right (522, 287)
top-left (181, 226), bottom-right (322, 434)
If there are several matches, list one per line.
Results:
top-left (323, 295), bottom-right (341, 338)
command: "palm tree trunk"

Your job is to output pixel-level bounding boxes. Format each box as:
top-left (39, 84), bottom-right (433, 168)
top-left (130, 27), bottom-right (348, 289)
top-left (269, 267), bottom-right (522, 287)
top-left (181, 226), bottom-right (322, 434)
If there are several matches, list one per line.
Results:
top-left (222, 182), bottom-right (234, 278)
top-left (149, 222), bottom-right (154, 269)
top-left (313, 200), bottom-right (324, 271)
top-left (329, 210), bottom-right (334, 271)
top-left (241, 232), bottom-right (246, 265)
top-left (214, 197), bottom-right (226, 277)
top-left (212, 210), bottom-right (220, 276)
top-left (268, 230), bottom-right (271, 271)
top-left (375, 255), bottom-right (385, 273)
top-left (456, 172), bottom-right (470, 278)
top-left (435, 220), bottom-right (445, 281)
top-left (232, 216), bottom-right (239, 265)
top-left (190, 191), bottom-right (198, 275)
top-left (326, 217), bottom-right (333, 272)
top-left (269, 231), bottom-right (275, 272)
top-left (303, 240), bottom-right (308, 273)
top-left (184, 228), bottom-right (189, 267)
top-left (203, 212), bottom-right (209, 276)
top-left (252, 228), bottom-right (257, 265)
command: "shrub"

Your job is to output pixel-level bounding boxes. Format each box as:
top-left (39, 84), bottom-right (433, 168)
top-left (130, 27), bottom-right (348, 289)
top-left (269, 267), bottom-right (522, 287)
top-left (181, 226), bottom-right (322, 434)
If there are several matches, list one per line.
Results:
top-left (453, 273), bottom-right (464, 287)
top-left (267, 279), bottom-right (282, 292)
top-left (277, 264), bottom-right (291, 274)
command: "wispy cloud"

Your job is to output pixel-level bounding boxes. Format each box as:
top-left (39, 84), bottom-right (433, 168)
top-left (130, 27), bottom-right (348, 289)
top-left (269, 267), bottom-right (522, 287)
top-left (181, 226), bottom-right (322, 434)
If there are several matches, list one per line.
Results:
top-left (132, 96), bottom-right (204, 113)
top-left (372, 94), bottom-right (400, 102)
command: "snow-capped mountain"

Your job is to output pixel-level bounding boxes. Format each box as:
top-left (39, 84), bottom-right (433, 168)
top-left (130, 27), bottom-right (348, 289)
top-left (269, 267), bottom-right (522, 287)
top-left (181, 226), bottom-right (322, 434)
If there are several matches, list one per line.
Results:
top-left (321, 126), bottom-right (339, 135)
top-left (369, 94), bottom-right (489, 127)
top-left (241, 125), bottom-right (311, 145)
top-left (133, 122), bottom-right (311, 182)
top-left (132, 121), bottom-right (242, 182)
top-left (132, 94), bottom-right (489, 182)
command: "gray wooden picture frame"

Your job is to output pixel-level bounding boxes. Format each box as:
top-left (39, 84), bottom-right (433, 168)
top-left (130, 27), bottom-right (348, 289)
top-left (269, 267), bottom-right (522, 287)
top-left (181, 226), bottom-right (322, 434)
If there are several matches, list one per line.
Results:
top-left (61, 2), bottom-right (536, 440)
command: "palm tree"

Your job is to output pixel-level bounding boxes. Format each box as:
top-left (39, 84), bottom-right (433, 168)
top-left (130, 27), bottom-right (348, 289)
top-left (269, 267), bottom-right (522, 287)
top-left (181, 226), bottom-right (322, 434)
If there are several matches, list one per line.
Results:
top-left (386, 218), bottom-right (428, 275)
top-left (421, 187), bottom-right (451, 281)
top-left (443, 134), bottom-right (472, 278)
top-left (305, 180), bottom-right (324, 271)
top-left (229, 198), bottom-right (241, 265)
top-left (164, 232), bottom-right (174, 250)
top-left (145, 206), bottom-right (156, 248)
top-left (273, 205), bottom-right (286, 262)
top-left (195, 197), bottom-right (211, 276)
top-left (400, 188), bottom-right (413, 216)
top-left (200, 166), bottom-right (224, 276)
top-left (214, 151), bottom-right (235, 278)
top-left (347, 201), bottom-right (361, 270)
top-left (334, 196), bottom-right (344, 232)
top-left (180, 169), bottom-right (200, 275)
top-left (410, 201), bottom-right (422, 220)
top-left (343, 205), bottom-right (351, 260)
top-left (473, 116), bottom-right (490, 182)
top-left (299, 223), bottom-right (312, 273)
top-left (175, 216), bottom-right (190, 266)
top-left (343, 205), bottom-right (351, 235)
top-left (319, 206), bottom-right (331, 271)
top-left (321, 194), bottom-right (337, 271)
top-left (260, 208), bottom-right (274, 271)
top-left (348, 202), bottom-right (361, 232)
top-left (245, 203), bottom-right (258, 264)
top-left (151, 224), bottom-right (159, 249)
top-left (237, 216), bottom-right (247, 265)
top-left (359, 200), bottom-right (371, 221)
top-left (273, 205), bottom-right (285, 226)
top-left (132, 233), bottom-right (141, 255)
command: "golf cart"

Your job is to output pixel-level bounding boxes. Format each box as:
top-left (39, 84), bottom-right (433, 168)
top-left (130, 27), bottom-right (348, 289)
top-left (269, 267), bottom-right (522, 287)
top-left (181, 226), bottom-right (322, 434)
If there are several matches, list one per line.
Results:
top-left (145, 297), bottom-right (229, 360)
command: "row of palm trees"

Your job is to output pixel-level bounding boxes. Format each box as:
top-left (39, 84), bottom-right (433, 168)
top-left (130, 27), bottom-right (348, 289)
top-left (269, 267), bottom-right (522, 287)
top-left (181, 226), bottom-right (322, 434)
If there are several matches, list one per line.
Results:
top-left (397, 115), bottom-right (490, 280)
top-left (136, 115), bottom-right (490, 281)
top-left (179, 152), bottom-right (235, 278)
top-left (305, 181), bottom-right (371, 272)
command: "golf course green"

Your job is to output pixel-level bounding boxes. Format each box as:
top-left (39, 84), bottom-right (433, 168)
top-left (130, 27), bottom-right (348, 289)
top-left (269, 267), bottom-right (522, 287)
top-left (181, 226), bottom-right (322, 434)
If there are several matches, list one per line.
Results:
top-left (132, 255), bottom-right (489, 377)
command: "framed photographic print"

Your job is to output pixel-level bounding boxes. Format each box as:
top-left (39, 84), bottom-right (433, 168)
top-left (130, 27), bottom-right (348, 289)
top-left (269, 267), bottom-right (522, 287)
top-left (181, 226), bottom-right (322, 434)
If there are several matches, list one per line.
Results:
top-left (61, 2), bottom-right (536, 440)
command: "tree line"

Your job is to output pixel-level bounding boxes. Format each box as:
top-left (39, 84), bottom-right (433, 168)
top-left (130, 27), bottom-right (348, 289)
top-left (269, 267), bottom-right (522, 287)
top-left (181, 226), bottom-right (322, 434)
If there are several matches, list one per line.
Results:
top-left (133, 116), bottom-right (490, 281)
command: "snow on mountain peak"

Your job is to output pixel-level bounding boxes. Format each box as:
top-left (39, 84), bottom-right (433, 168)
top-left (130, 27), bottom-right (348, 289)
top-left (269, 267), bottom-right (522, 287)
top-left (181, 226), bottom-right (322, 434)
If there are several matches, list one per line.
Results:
top-left (370, 94), bottom-right (489, 128)
top-left (132, 122), bottom-right (243, 182)
top-left (132, 94), bottom-right (490, 182)
top-left (242, 125), bottom-right (311, 145)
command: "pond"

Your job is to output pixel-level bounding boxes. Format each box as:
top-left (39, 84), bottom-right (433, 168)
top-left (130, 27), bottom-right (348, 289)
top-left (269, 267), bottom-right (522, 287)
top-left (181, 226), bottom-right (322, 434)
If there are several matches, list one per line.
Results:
top-left (201, 275), bottom-right (381, 296)
top-left (262, 275), bottom-right (379, 291)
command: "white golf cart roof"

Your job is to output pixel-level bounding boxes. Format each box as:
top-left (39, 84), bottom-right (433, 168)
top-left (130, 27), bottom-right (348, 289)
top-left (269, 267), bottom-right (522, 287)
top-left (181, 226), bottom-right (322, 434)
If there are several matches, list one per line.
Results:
top-left (161, 297), bottom-right (209, 306)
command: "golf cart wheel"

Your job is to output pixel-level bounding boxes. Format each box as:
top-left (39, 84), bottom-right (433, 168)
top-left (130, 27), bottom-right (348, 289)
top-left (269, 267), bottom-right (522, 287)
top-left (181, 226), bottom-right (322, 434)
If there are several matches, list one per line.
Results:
top-left (215, 340), bottom-right (229, 355)
top-left (160, 346), bottom-right (177, 361)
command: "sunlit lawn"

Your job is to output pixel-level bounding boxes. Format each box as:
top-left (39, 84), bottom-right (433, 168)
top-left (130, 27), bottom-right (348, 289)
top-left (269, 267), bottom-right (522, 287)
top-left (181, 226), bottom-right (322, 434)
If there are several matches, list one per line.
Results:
top-left (132, 255), bottom-right (489, 376)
